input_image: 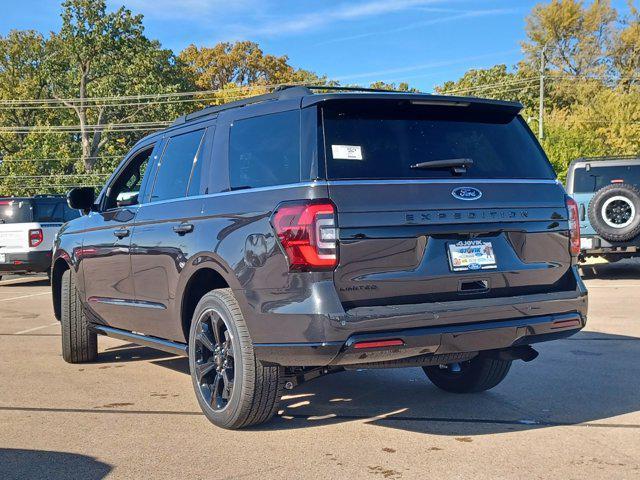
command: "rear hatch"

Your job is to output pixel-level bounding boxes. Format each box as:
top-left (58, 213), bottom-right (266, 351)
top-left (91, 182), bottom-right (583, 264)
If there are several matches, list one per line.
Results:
top-left (319, 98), bottom-right (575, 308)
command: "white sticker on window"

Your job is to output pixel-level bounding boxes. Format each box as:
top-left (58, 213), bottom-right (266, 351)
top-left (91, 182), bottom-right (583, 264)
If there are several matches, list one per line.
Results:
top-left (331, 145), bottom-right (363, 160)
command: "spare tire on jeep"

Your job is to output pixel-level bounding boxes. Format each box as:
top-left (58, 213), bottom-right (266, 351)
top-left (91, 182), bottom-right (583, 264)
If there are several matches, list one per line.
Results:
top-left (588, 183), bottom-right (640, 242)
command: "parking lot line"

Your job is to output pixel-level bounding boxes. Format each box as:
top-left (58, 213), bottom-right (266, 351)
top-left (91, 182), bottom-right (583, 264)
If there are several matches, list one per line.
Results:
top-left (0, 291), bottom-right (50, 303)
top-left (14, 322), bottom-right (59, 335)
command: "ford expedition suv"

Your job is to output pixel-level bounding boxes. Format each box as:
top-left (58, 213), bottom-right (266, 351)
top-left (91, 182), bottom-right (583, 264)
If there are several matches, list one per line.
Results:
top-left (52, 86), bottom-right (588, 429)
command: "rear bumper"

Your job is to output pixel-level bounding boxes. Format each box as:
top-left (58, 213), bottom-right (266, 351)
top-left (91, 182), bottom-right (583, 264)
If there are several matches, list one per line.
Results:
top-left (245, 269), bottom-right (588, 366)
top-left (253, 313), bottom-right (585, 366)
top-left (580, 235), bottom-right (639, 256)
top-left (0, 250), bottom-right (51, 273)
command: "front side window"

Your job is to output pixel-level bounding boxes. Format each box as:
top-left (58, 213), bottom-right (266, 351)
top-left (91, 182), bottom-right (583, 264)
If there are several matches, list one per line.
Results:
top-left (229, 110), bottom-right (301, 189)
top-left (151, 129), bottom-right (205, 202)
top-left (105, 146), bottom-right (154, 210)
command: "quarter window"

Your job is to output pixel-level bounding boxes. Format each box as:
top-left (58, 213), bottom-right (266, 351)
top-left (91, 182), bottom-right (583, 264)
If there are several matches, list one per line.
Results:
top-left (151, 130), bottom-right (205, 202)
top-left (229, 110), bottom-right (301, 189)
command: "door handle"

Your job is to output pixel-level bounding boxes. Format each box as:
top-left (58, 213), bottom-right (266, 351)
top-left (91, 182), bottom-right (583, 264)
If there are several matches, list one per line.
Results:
top-left (173, 223), bottom-right (194, 235)
top-left (113, 228), bottom-right (130, 239)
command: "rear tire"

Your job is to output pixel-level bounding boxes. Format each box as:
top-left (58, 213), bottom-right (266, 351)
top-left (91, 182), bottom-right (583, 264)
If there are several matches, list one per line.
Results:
top-left (189, 288), bottom-right (283, 429)
top-left (61, 269), bottom-right (97, 363)
top-left (423, 356), bottom-right (511, 393)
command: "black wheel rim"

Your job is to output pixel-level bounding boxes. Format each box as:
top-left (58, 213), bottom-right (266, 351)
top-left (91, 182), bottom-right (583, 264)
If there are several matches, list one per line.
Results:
top-left (605, 199), bottom-right (633, 225)
top-left (193, 309), bottom-right (235, 411)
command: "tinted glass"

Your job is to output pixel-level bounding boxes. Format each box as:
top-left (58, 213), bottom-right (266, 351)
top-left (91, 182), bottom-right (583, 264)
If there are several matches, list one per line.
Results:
top-left (572, 165), bottom-right (640, 193)
top-left (106, 146), bottom-right (154, 210)
top-left (63, 203), bottom-right (81, 221)
top-left (0, 200), bottom-right (32, 223)
top-left (151, 130), bottom-right (204, 202)
top-left (34, 202), bottom-right (64, 222)
top-left (229, 110), bottom-right (300, 189)
top-left (322, 102), bottom-right (555, 180)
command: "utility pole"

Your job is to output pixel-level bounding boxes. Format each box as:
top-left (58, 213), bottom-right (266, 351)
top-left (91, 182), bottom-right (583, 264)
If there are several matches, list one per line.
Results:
top-left (539, 45), bottom-right (547, 139)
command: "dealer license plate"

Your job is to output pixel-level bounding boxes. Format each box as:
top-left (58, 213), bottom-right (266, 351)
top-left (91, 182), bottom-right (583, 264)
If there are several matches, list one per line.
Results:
top-left (448, 240), bottom-right (497, 272)
top-left (0, 254), bottom-right (5, 263)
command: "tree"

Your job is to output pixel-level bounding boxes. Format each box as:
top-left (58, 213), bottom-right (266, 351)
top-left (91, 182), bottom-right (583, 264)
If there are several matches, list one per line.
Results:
top-left (179, 41), bottom-right (323, 92)
top-left (44, 0), bottom-right (192, 172)
top-left (522, 0), bottom-right (617, 77)
top-left (435, 65), bottom-right (538, 111)
top-left (611, 1), bottom-right (640, 88)
top-left (0, 30), bottom-right (49, 157)
top-left (368, 81), bottom-right (416, 92)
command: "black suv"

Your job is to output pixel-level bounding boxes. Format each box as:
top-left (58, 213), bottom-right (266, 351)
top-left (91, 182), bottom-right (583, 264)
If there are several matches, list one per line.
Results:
top-left (53, 86), bottom-right (588, 429)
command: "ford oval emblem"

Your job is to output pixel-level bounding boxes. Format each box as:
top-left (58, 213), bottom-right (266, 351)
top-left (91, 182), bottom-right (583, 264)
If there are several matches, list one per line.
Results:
top-left (452, 187), bottom-right (482, 201)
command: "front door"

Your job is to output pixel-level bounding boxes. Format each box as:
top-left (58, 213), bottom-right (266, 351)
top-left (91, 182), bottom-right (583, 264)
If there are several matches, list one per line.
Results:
top-left (81, 144), bottom-right (157, 331)
top-left (130, 127), bottom-right (209, 341)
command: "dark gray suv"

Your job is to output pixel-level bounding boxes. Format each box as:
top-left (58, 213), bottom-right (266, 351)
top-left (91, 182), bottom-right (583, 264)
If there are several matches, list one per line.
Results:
top-left (52, 86), bottom-right (588, 429)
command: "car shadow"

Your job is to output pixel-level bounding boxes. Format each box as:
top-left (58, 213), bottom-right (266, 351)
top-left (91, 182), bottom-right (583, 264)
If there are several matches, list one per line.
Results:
top-left (261, 330), bottom-right (640, 434)
top-left (0, 448), bottom-right (111, 480)
top-left (0, 277), bottom-right (50, 287)
top-left (99, 330), bottom-right (640, 436)
top-left (581, 258), bottom-right (640, 280)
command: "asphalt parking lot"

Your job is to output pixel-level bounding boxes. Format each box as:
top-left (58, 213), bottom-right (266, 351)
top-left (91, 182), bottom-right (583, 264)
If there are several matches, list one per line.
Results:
top-left (0, 264), bottom-right (639, 480)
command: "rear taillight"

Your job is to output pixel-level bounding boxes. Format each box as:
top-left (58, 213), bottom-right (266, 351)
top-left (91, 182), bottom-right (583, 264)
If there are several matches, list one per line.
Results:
top-left (566, 196), bottom-right (580, 256)
top-left (29, 228), bottom-right (43, 247)
top-left (272, 200), bottom-right (338, 271)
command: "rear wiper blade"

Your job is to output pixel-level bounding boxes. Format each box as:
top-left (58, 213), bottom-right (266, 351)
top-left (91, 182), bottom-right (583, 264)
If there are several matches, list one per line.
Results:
top-left (410, 158), bottom-right (474, 171)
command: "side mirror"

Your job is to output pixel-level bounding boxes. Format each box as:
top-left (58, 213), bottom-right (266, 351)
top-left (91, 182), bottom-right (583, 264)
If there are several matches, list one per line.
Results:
top-left (116, 191), bottom-right (139, 208)
top-left (67, 187), bottom-right (95, 214)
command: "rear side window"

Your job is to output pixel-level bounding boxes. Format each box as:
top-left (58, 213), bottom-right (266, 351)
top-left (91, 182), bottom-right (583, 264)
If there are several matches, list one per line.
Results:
top-left (229, 110), bottom-right (300, 189)
top-left (151, 129), bottom-right (205, 202)
top-left (572, 165), bottom-right (640, 193)
top-left (322, 102), bottom-right (555, 180)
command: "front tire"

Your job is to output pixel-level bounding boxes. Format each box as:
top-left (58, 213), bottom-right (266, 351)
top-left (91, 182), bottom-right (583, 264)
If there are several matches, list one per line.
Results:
top-left (188, 288), bottom-right (283, 429)
top-left (61, 269), bottom-right (97, 363)
top-left (423, 356), bottom-right (511, 393)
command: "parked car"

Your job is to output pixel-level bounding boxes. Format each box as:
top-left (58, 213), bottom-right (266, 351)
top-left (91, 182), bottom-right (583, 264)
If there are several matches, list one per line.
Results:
top-left (52, 86), bottom-right (588, 429)
top-left (0, 195), bottom-right (80, 280)
top-left (566, 156), bottom-right (640, 262)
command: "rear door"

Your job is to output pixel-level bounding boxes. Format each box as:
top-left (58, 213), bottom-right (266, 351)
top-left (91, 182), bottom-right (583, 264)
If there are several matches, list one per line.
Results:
top-left (319, 99), bottom-right (574, 309)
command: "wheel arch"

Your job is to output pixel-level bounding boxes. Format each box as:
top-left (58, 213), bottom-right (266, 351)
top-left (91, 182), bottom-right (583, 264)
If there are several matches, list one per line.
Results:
top-left (179, 266), bottom-right (231, 343)
top-left (52, 257), bottom-right (71, 320)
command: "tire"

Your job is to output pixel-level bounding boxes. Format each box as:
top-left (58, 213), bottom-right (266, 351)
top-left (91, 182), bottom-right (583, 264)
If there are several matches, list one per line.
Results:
top-left (423, 356), bottom-right (511, 393)
top-left (188, 288), bottom-right (283, 429)
top-left (588, 184), bottom-right (640, 242)
top-left (61, 269), bottom-right (97, 363)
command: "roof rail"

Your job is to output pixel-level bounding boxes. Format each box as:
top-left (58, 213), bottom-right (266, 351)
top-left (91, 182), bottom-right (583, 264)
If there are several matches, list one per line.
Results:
top-left (574, 155), bottom-right (640, 162)
top-left (171, 85), bottom-right (312, 127)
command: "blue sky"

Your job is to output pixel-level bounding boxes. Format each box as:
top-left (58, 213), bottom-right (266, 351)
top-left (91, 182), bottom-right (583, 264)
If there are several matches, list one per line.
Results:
top-left (0, 0), bottom-right (633, 91)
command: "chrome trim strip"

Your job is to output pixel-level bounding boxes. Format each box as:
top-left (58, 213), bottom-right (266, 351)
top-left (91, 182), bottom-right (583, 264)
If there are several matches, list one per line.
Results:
top-left (327, 179), bottom-right (560, 186)
top-left (138, 181), bottom-right (328, 207)
top-left (88, 297), bottom-right (166, 310)
top-left (92, 325), bottom-right (187, 356)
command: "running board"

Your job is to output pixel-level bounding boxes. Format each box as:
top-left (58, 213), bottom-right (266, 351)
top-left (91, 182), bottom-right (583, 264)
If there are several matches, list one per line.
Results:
top-left (91, 325), bottom-right (188, 357)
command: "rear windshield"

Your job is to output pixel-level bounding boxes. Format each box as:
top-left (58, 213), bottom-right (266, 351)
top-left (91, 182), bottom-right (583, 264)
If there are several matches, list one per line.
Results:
top-left (572, 165), bottom-right (640, 193)
top-left (321, 102), bottom-right (555, 180)
top-left (0, 200), bottom-right (33, 223)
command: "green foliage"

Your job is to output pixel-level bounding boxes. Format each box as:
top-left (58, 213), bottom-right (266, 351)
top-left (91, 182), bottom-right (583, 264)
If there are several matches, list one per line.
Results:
top-left (437, 0), bottom-right (640, 181)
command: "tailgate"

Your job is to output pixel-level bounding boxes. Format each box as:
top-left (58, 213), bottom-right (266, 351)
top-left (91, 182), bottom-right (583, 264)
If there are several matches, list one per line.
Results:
top-left (331, 180), bottom-right (574, 308)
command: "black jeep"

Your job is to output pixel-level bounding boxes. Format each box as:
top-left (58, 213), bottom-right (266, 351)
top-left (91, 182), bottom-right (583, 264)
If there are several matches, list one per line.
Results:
top-left (52, 86), bottom-right (588, 429)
